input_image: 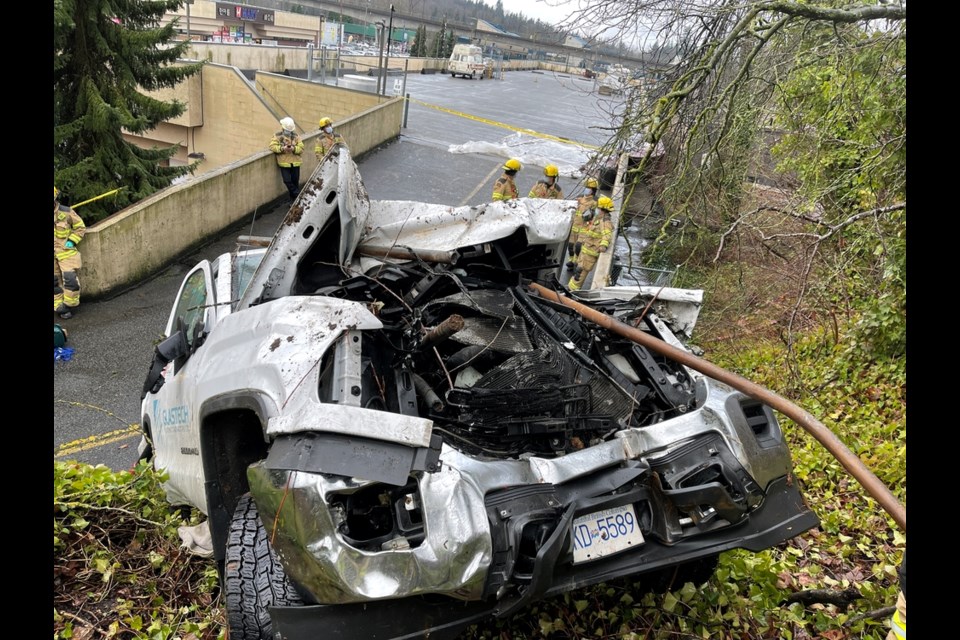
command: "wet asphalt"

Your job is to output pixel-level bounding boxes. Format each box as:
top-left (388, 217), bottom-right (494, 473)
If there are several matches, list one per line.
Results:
top-left (53, 70), bottom-right (632, 471)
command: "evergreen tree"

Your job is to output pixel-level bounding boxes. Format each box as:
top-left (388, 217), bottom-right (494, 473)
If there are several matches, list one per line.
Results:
top-left (432, 21), bottom-right (446, 58)
top-left (54, 0), bottom-right (204, 222)
top-left (442, 31), bottom-right (455, 58)
top-left (411, 25), bottom-right (428, 57)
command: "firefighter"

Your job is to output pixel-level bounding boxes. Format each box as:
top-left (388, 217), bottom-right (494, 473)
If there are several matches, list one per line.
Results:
top-left (568, 195), bottom-right (614, 291)
top-left (492, 158), bottom-right (521, 201)
top-left (566, 177), bottom-right (599, 269)
top-left (54, 186), bottom-right (86, 319)
top-left (269, 117), bottom-right (304, 202)
top-left (315, 116), bottom-right (346, 160)
top-left (528, 164), bottom-right (563, 199)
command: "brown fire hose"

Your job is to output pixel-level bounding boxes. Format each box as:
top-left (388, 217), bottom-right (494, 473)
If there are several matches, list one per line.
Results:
top-left (528, 282), bottom-right (906, 533)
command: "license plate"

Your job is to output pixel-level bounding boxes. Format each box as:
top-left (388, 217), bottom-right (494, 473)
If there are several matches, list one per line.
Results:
top-left (571, 504), bottom-right (644, 564)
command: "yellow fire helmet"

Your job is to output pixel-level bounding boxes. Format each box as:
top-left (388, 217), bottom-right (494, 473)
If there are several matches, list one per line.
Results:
top-left (54, 186), bottom-right (60, 200)
top-left (597, 195), bottom-right (614, 211)
top-left (544, 164), bottom-right (559, 177)
top-left (503, 158), bottom-right (522, 172)
top-left (584, 177), bottom-right (599, 189)
top-left (318, 117), bottom-right (333, 128)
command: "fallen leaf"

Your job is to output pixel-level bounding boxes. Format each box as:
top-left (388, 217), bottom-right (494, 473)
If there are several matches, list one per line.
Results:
top-left (775, 571), bottom-right (795, 589)
top-left (73, 626), bottom-right (96, 640)
top-left (797, 573), bottom-right (817, 586)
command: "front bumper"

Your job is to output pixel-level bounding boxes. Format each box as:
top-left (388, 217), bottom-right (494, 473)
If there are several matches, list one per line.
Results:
top-left (265, 474), bottom-right (816, 640)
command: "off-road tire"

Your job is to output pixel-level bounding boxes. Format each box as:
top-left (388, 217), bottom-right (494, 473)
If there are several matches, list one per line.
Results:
top-left (225, 493), bottom-right (303, 640)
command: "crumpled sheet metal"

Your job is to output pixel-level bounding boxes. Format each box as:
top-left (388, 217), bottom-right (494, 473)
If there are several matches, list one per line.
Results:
top-left (194, 296), bottom-right (382, 408)
top-left (250, 432), bottom-right (679, 605)
top-left (573, 285), bottom-right (704, 338)
top-left (249, 459), bottom-right (493, 604)
top-left (362, 198), bottom-right (576, 254)
top-left (267, 401), bottom-right (435, 449)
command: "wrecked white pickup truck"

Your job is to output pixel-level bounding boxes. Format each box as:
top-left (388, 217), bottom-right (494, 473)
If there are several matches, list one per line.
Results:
top-left (140, 148), bottom-right (818, 640)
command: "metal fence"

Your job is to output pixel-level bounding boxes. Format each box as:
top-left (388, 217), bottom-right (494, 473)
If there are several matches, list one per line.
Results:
top-left (611, 263), bottom-right (677, 288)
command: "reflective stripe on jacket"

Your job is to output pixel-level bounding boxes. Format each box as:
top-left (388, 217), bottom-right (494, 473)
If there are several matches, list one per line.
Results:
top-left (269, 131), bottom-right (304, 167)
top-left (889, 608), bottom-right (905, 640)
top-left (571, 193), bottom-right (597, 235)
top-left (54, 204), bottom-right (85, 259)
top-left (887, 590), bottom-right (906, 640)
top-left (578, 214), bottom-right (613, 257)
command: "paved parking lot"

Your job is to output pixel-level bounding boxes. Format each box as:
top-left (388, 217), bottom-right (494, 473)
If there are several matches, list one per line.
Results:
top-left (53, 69), bottom-right (629, 471)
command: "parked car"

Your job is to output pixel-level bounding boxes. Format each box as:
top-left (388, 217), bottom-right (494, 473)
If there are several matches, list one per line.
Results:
top-left (140, 149), bottom-right (819, 640)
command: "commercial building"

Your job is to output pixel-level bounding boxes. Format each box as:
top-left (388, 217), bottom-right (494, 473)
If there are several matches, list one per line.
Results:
top-left (163, 1), bottom-right (329, 46)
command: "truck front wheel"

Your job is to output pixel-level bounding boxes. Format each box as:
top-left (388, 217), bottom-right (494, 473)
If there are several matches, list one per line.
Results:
top-left (224, 493), bottom-right (303, 640)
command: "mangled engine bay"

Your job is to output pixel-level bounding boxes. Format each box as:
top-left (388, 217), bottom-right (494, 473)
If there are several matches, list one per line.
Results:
top-left (318, 272), bottom-right (697, 460)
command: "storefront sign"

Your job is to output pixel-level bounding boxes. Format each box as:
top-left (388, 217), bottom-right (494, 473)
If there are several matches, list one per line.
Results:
top-left (215, 2), bottom-right (274, 24)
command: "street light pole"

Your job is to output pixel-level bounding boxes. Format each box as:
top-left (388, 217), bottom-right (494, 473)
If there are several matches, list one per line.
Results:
top-left (383, 4), bottom-right (395, 97)
top-left (376, 21), bottom-right (386, 95)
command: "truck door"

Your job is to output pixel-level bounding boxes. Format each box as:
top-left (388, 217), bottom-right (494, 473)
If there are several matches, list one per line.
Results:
top-left (151, 260), bottom-right (218, 510)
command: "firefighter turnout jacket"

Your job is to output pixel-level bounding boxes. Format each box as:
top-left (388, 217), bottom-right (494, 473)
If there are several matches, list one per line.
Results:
top-left (569, 192), bottom-right (597, 243)
top-left (315, 131), bottom-right (346, 159)
top-left (567, 212), bottom-right (613, 291)
top-left (270, 131), bottom-right (304, 167)
top-left (578, 211), bottom-right (613, 258)
top-left (492, 173), bottom-right (519, 201)
top-left (528, 179), bottom-right (563, 199)
top-left (54, 204), bottom-right (85, 260)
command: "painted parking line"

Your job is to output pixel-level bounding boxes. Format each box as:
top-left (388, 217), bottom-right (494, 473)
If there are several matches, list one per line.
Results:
top-left (461, 162), bottom-right (505, 207)
top-left (55, 425), bottom-right (141, 459)
top-left (54, 399), bottom-right (141, 458)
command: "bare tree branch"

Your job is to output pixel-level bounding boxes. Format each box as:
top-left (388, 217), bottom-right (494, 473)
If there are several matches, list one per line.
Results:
top-left (764, 2), bottom-right (905, 22)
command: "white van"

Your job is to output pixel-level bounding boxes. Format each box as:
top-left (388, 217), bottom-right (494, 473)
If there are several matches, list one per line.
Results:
top-left (448, 44), bottom-right (486, 79)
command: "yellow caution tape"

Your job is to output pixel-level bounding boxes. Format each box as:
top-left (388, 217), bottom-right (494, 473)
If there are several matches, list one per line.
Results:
top-left (405, 97), bottom-right (600, 150)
